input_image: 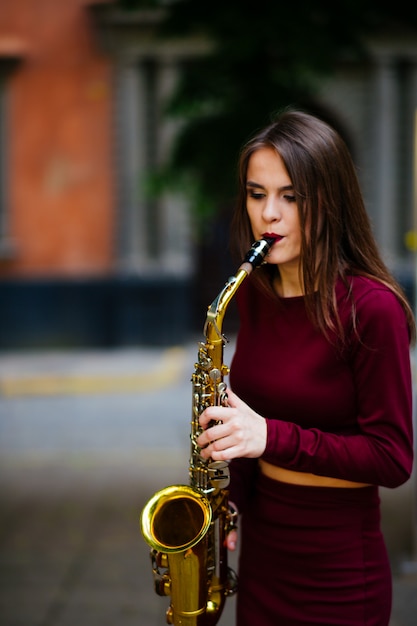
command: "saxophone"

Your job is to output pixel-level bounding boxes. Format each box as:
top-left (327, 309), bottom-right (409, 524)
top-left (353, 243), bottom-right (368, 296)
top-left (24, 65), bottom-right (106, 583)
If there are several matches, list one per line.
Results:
top-left (140, 237), bottom-right (274, 626)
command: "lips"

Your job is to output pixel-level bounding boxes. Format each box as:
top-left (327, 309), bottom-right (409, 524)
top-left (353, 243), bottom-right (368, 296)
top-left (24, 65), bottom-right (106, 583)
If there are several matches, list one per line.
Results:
top-left (263, 232), bottom-right (283, 243)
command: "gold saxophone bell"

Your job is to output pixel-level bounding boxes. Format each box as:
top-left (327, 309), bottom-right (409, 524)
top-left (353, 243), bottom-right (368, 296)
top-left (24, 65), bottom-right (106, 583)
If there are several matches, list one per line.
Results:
top-left (140, 485), bottom-right (212, 554)
top-left (141, 486), bottom-right (215, 625)
top-left (140, 237), bottom-right (275, 625)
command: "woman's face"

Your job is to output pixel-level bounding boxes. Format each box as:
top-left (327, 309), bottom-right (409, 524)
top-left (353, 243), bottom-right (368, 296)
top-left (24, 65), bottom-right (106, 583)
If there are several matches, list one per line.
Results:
top-left (246, 147), bottom-right (303, 275)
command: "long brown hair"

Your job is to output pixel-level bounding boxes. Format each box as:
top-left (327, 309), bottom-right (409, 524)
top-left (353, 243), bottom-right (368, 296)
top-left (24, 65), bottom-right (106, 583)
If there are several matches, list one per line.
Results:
top-left (231, 109), bottom-right (416, 343)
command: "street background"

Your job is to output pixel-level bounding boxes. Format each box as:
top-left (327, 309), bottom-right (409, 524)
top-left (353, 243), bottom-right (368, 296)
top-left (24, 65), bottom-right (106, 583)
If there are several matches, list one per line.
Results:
top-left (0, 339), bottom-right (416, 626)
top-left (1, 4), bottom-right (416, 625)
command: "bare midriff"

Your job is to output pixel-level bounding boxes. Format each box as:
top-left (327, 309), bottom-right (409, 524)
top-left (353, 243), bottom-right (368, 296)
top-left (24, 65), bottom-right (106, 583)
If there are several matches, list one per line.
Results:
top-left (259, 459), bottom-right (371, 488)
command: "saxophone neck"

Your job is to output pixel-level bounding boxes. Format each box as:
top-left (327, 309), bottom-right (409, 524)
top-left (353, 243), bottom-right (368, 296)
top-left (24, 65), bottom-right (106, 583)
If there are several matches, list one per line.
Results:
top-left (203, 236), bottom-right (275, 353)
top-left (204, 268), bottom-right (248, 348)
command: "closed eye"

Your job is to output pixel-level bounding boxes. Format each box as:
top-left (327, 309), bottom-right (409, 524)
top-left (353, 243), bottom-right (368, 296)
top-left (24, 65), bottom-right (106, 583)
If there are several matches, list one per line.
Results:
top-left (246, 190), bottom-right (297, 203)
top-left (246, 181), bottom-right (296, 203)
top-left (248, 190), bottom-right (265, 200)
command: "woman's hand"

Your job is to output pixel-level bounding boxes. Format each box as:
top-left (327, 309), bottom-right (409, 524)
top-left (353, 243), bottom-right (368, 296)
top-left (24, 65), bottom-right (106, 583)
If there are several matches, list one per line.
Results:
top-left (197, 388), bottom-right (267, 461)
top-left (226, 501), bottom-right (239, 552)
top-left (226, 528), bottom-right (238, 551)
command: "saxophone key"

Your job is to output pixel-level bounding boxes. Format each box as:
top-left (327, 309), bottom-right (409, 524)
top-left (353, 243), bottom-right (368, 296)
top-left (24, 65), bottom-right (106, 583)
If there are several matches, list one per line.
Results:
top-left (209, 368), bottom-right (221, 382)
top-left (207, 461), bottom-right (230, 490)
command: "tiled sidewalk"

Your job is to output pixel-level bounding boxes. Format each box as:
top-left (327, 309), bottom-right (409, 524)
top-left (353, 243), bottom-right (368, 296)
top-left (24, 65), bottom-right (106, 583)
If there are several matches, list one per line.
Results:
top-left (0, 345), bottom-right (415, 625)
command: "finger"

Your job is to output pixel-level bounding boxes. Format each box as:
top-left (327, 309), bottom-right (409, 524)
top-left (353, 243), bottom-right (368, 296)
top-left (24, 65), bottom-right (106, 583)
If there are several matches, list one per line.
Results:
top-left (198, 433), bottom-right (232, 459)
top-left (203, 441), bottom-right (237, 462)
top-left (199, 406), bottom-right (228, 429)
top-left (224, 387), bottom-right (242, 409)
top-left (226, 529), bottom-right (238, 551)
top-left (197, 424), bottom-right (223, 448)
top-left (198, 422), bottom-right (230, 449)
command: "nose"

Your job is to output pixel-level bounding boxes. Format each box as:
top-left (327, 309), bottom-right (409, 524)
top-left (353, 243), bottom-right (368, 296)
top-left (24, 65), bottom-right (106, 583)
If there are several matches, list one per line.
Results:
top-left (262, 195), bottom-right (281, 222)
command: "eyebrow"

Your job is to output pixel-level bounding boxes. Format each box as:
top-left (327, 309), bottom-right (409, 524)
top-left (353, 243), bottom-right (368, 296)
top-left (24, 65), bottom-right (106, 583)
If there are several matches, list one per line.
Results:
top-left (246, 180), bottom-right (294, 192)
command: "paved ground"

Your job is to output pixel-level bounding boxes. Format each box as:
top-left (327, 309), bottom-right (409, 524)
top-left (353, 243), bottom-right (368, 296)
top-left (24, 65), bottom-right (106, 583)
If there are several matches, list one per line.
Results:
top-left (0, 341), bottom-right (416, 625)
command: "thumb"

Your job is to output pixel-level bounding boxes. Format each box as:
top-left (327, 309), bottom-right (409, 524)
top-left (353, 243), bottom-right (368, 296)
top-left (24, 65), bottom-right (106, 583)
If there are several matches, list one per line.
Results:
top-left (225, 387), bottom-right (241, 408)
top-left (226, 529), bottom-right (238, 551)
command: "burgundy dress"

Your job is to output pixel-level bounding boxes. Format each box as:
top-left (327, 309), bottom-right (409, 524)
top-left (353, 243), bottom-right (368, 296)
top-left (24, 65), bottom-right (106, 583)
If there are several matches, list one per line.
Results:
top-left (229, 275), bottom-right (413, 626)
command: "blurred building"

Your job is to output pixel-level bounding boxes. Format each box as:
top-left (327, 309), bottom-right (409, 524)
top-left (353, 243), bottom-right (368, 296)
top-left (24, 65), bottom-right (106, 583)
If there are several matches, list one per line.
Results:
top-left (0, 0), bottom-right (416, 348)
top-left (0, 0), bottom-right (191, 348)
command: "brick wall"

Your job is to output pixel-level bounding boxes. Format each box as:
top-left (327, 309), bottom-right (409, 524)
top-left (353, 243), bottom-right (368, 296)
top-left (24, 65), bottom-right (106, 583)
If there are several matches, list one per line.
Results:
top-left (0, 0), bottom-right (114, 277)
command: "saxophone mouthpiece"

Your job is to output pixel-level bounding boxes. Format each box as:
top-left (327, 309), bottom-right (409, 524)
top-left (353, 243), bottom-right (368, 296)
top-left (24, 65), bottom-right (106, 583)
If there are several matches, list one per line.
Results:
top-left (242, 236), bottom-right (276, 271)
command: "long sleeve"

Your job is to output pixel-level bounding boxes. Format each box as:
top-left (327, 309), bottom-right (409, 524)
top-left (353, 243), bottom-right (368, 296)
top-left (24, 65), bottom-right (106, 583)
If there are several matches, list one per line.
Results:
top-left (230, 277), bottom-right (414, 491)
top-left (262, 285), bottom-right (413, 488)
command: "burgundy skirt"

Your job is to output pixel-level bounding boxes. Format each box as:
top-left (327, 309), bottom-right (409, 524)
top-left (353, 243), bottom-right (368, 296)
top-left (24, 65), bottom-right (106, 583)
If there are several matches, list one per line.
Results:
top-left (236, 473), bottom-right (391, 626)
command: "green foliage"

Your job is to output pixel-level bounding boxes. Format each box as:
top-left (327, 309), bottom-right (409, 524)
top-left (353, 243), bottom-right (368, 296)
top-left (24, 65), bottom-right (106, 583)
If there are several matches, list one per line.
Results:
top-left (120, 0), bottom-right (417, 222)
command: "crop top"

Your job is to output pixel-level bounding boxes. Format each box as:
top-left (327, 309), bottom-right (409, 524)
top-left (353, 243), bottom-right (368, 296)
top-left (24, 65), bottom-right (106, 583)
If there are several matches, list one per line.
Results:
top-left (228, 274), bottom-right (414, 511)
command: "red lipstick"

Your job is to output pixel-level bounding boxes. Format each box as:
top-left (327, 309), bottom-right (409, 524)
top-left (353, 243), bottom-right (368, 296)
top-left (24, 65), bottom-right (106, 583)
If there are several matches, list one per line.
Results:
top-left (263, 232), bottom-right (283, 243)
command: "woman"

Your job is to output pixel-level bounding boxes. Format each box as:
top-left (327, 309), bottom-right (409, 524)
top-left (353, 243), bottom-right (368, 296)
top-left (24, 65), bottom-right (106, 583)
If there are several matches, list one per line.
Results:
top-left (197, 110), bottom-right (415, 625)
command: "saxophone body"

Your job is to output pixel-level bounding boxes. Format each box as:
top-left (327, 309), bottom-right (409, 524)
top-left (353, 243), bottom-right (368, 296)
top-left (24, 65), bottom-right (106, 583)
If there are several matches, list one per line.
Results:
top-left (140, 237), bottom-right (274, 625)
